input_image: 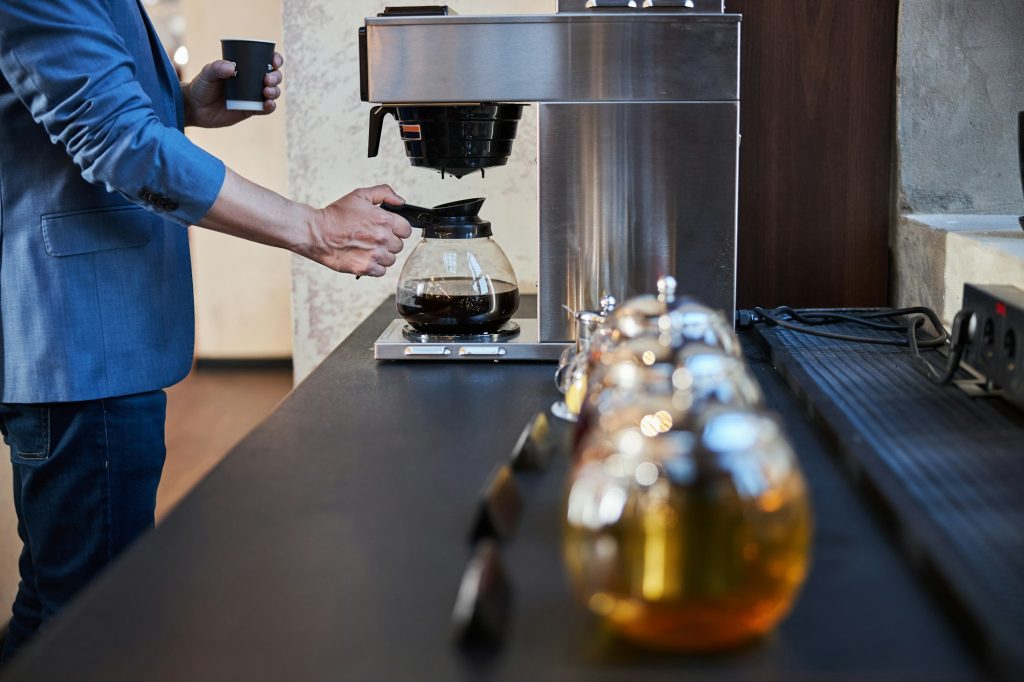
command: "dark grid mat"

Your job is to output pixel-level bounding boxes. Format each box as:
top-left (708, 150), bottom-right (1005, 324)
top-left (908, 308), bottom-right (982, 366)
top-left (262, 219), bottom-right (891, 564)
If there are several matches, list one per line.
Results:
top-left (755, 323), bottom-right (1024, 679)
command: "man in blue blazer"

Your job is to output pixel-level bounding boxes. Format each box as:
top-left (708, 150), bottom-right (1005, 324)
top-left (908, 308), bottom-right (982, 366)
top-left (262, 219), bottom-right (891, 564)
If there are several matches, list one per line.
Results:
top-left (0, 0), bottom-right (411, 657)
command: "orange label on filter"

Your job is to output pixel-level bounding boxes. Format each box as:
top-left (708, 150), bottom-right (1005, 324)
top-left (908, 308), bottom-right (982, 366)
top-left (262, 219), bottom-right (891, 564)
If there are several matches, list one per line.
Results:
top-left (400, 124), bottom-right (422, 140)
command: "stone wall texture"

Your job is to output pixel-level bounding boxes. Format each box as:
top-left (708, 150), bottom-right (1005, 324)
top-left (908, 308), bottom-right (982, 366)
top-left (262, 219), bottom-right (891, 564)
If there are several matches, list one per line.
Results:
top-left (897, 0), bottom-right (1024, 214)
top-left (284, 1), bottom-right (550, 381)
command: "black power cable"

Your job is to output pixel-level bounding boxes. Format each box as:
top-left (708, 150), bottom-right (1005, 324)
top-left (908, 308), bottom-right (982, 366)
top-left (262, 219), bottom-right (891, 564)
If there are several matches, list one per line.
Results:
top-left (746, 305), bottom-right (973, 386)
top-left (909, 308), bottom-right (973, 385)
top-left (750, 305), bottom-right (948, 347)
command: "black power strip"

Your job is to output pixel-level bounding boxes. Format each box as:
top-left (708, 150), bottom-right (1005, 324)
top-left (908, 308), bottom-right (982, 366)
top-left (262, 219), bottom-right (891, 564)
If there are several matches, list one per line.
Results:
top-left (963, 284), bottom-right (1024, 410)
top-left (740, 286), bottom-right (1024, 413)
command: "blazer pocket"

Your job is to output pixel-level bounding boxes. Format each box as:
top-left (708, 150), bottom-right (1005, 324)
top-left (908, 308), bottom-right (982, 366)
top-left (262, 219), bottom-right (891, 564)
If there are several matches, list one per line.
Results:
top-left (41, 205), bottom-right (155, 257)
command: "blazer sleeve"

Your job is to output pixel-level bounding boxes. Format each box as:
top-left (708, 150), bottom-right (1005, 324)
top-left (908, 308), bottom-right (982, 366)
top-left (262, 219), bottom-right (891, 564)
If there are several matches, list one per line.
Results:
top-left (0, 0), bottom-right (226, 226)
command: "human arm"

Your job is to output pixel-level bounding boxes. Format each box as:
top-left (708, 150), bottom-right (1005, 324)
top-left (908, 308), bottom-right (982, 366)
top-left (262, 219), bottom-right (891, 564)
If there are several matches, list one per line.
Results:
top-left (0, 1), bottom-right (409, 275)
top-left (0, 0), bottom-right (225, 224)
top-left (200, 170), bottom-right (412, 277)
top-left (0, 0), bottom-right (226, 226)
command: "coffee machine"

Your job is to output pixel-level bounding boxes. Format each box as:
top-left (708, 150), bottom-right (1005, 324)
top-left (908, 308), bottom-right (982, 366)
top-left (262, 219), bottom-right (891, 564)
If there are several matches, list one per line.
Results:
top-left (363, 1), bottom-right (741, 361)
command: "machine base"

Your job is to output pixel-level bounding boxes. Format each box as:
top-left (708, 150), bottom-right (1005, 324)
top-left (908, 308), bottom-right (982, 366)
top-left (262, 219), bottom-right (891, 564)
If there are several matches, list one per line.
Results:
top-left (374, 318), bottom-right (569, 361)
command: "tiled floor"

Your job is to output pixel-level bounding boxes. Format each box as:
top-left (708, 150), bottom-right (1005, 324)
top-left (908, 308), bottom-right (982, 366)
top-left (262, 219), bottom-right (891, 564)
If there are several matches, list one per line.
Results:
top-left (158, 365), bottom-right (293, 519)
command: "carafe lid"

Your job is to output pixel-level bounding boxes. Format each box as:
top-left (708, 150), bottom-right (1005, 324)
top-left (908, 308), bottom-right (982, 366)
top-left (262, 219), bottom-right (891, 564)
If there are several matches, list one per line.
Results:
top-left (381, 198), bottom-right (492, 239)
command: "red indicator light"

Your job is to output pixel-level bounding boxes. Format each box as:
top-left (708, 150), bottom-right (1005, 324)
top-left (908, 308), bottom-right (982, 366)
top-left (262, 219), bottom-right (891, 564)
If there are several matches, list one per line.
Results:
top-left (995, 302), bottom-right (1007, 317)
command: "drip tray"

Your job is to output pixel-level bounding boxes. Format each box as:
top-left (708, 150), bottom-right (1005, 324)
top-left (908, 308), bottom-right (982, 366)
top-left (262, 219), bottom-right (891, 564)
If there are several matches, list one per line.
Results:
top-left (374, 318), bottom-right (568, 361)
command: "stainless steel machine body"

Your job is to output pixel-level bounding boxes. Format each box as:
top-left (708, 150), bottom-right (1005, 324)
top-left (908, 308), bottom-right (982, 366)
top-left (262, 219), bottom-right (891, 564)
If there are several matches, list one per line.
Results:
top-left (363, 2), bottom-right (740, 360)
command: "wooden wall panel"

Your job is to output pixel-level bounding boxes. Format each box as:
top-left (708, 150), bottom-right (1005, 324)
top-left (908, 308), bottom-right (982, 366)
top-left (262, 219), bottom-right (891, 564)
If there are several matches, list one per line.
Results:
top-left (725, 0), bottom-right (898, 308)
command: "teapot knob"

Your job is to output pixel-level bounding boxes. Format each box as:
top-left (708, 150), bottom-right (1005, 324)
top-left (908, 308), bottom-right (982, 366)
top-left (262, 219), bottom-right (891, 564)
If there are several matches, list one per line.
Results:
top-left (657, 276), bottom-right (678, 304)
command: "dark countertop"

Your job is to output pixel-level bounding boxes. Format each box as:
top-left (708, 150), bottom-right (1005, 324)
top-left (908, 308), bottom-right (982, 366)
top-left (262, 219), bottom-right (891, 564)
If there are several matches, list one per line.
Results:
top-left (1, 299), bottom-right (986, 681)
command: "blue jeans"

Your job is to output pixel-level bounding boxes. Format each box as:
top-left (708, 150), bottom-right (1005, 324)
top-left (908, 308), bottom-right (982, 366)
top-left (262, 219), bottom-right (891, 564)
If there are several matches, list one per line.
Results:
top-left (0, 390), bottom-right (166, 659)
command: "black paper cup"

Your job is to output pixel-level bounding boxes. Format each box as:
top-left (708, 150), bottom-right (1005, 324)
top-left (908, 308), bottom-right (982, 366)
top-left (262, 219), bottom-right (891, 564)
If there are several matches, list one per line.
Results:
top-left (221, 39), bottom-right (276, 112)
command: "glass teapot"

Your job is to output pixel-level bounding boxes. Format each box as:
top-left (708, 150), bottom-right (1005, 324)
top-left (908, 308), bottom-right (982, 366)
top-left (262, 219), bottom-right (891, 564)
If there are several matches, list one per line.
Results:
top-left (574, 341), bottom-right (763, 458)
top-left (553, 297), bottom-right (618, 421)
top-left (587, 278), bottom-right (741, 372)
top-left (595, 276), bottom-right (681, 351)
top-left (384, 198), bottom-right (519, 335)
top-left (564, 408), bottom-right (812, 652)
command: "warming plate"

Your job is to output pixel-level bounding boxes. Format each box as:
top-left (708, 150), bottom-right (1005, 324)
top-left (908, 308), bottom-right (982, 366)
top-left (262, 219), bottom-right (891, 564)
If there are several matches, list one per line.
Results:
top-left (374, 318), bottom-right (569, 361)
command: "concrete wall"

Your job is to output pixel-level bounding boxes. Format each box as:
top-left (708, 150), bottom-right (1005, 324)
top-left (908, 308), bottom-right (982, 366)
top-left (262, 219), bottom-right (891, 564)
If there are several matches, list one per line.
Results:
top-left (284, 0), bottom-right (551, 382)
top-left (893, 214), bottom-right (1024, 325)
top-left (896, 0), bottom-right (1024, 214)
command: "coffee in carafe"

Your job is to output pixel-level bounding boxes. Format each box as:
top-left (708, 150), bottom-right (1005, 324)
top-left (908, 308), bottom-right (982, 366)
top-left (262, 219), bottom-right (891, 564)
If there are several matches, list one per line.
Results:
top-left (397, 277), bottom-right (519, 335)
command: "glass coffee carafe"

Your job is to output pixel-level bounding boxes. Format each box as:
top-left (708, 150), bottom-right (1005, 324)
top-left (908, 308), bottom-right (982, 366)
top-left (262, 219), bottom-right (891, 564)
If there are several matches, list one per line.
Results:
top-left (385, 198), bottom-right (520, 337)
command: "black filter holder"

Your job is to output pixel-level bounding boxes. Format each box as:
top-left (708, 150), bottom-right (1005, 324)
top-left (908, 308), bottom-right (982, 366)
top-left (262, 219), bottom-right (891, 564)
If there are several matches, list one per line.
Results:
top-left (368, 104), bottom-right (524, 179)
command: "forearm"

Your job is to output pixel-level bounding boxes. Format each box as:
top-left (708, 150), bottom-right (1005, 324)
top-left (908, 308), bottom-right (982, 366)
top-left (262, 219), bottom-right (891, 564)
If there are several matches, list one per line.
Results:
top-left (198, 168), bottom-right (317, 256)
top-left (200, 177), bottom-right (410, 276)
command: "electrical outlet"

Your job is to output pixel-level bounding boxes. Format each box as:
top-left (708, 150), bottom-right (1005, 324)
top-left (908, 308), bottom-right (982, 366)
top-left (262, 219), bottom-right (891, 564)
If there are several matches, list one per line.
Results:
top-left (963, 284), bottom-right (1024, 410)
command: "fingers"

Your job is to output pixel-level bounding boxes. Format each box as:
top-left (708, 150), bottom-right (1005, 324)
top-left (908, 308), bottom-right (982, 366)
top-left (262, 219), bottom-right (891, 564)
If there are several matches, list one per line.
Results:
top-left (372, 208), bottom-right (406, 253)
top-left (312, 187), bottom-right (413, 276)
top-left (264, 70), bottom-right (283, 87)
top-left (384, 232), bottom-right (404, 254)
top-left (352, 248), bottom-right (396, 277)
top-left (204, 60), bottom-right (237, 81)
top-left (344, 226), bottom-right (403, 276)
top-left (358, 262), bottom-right (387, 278)
top-left (389, 213), bottom-right (413, 239)
top-left (353, 184), bottom-right (405, 207)
top-left (258, 55), bottom-right (284, 116)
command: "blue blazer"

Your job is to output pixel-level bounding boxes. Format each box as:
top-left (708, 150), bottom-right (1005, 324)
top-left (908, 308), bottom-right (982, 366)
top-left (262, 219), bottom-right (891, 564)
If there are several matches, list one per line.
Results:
top-left (0, 0), bottom-right (226, 403)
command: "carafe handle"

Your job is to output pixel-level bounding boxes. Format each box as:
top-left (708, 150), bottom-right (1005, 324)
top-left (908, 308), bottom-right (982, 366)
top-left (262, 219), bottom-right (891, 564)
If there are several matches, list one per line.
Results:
top-left (380, 202), bottom-right (438, 229)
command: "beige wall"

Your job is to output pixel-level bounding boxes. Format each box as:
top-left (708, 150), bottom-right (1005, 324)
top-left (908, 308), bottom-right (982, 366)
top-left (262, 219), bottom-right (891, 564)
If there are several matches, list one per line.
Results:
top-left (0, 444), bottom-right (17, 616)
top-left (284, 0), bottom-right (552, 381)
top-left (182, 0), bottom-right (293, 359)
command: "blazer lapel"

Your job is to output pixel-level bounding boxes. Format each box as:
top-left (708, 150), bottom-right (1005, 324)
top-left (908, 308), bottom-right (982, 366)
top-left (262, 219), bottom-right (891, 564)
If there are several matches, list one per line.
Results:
top-left (134, 0), bottom-right (185, 130)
